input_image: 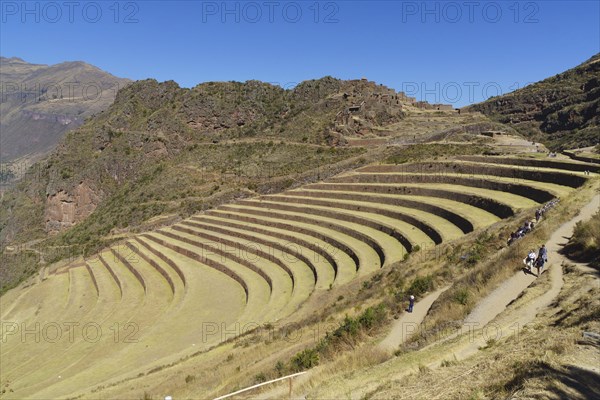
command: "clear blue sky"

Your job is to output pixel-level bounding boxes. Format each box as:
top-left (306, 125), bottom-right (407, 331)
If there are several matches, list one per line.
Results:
top-left (1, 1), bottom-right (599, 106)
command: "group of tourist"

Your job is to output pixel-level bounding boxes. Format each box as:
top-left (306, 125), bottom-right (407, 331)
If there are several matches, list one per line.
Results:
top-left (408, 198), bottom-right (561, 313)
top-left (536, 199), bottom-right (560, 222)
top-left (523, 244), bottom-right (548, 276)
top-left (507, 200), bottom-right (559, 246)
top-left (516, 199), bottom-right (559, 276)
top-left (507, 220), bottom-right (535, 245)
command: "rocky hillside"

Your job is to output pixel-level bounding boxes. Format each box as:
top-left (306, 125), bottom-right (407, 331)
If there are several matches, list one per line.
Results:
top-left (0, 76), bottom-right (422, 293)
top-left (0, 57), bottom-right (130, 163)
top-left (468, 53), bottom-right (600, 150)
top-left (92, 76), bottom-right (408, 145)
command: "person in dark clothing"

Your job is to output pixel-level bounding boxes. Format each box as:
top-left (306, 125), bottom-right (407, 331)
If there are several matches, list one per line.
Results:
top-left (538, 244), bottom-right (547, 261)
top-left (535, 256), bottom-right (545, 276)
top-left (508, 232), bottom-right (517, 245)
top-left (408, 295), bottom-right (415, 313)
top-left (536, 244), bottom-right (548, 276)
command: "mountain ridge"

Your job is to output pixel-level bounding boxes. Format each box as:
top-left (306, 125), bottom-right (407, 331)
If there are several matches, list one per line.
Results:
top-left (0, 56), bottom-right (130, 163)
top-left (2, 53), bottom-right (597, 297)
top-left (467, 53), bottom-right (600, 150)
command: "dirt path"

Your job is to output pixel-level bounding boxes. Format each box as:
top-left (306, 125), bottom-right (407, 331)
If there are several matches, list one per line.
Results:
top-left (380, 193), bottom-right (596, 356)
top-left (239, 195), bottom-right (600, 400)
top-left (258, 287), bottom-right (451, 399)
top-left (379, 286), bottom-right (450, 352)
top-left (452, 193), bottom-right (600, 360)
top-left (291, 193), bottom-right (598, 400)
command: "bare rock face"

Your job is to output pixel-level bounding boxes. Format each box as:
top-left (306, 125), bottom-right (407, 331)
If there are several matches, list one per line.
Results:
top-left (45, 182), bottom-right (101, 233)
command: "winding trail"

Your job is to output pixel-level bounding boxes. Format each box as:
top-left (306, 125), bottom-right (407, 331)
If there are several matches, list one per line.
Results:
top-left (379, 286), bottom-right (450, 352)
top-left (452, 193), bottom-right (599, 360)
top-left (279, 193), bottom-right (599, 400)
top-left (377, 192), bottom-right (597, 356)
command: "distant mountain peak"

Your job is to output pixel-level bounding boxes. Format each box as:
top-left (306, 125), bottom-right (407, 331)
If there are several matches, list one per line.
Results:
top-left (0, 57), bottom-right (130, 162)
top-left (1, 56), bottom-right (31, 64)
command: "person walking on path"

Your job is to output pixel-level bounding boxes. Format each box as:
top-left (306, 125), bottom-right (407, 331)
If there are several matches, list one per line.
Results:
top-left (536, 244), bottom-right (548, 276)
top-left (524, 249), bottom-right (537, 272)
top-left (408, 295), bottom-right (415, 313)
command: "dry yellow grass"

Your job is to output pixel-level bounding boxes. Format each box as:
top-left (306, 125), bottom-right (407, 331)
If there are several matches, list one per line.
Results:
top-left (1, 155), bottom-right (596, 399)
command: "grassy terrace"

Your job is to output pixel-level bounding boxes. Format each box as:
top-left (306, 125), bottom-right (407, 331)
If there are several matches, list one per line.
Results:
top-left (2, 266), bottom-right (100, 382)
top-left (284, 188), bottom-right (488, 231)
top-left (457, 155), bottom-right (600, 173)
top-left (238, 198), bottom-right (420, 256)
top-left (158, 226), bottom-right (295, 318)
top-left (1, 155), bottom-right (592, 399)
top-left (218, 204), bottom-right (386, 272)
top-left (350, 166), bottom-right (578, 199)
top-left (261, 193), bottom-right (450, 242)
top-left (170, 223), bottom-right (312, 315)
top-left (133, 235), bottom-right (246, 346)
top-left (307, 182), bottom-right (526, 216)
top-left (196, 213), bottom-right (357, 285)
top-left (338, 171), bottom-right (573, 201)
top-left (0, 273), bottom-right (69, 369)
top-left (11, 249), bottom-right (157, 397)
top-left (364, 160), bottom-right (589, 187)
top-left (185, 216), bottom-right (333, 289)
top-left (209, 207), bottom-right (370, 273)
top-left (268, 193), bottom-right (464, 241)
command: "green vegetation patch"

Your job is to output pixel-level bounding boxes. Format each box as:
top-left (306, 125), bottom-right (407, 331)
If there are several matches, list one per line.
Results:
top-left (562, 210), bottom-right (600, 268)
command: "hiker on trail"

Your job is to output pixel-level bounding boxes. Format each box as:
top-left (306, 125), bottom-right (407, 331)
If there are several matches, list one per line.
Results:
top-left (508, 232), bottom-right (518, 245)
top-left (524, 250), bottom-right (537, 272)
top-left (538, 244), bottom-right (548, 262)
top-left (535, 244), bottom-right (548, 276)
top-left (408, 295), bottom-right (415, 313)
top-left (535, 255), bottom-right (545, 276)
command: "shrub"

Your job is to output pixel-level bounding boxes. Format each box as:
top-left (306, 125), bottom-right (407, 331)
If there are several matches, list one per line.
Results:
top-left (563, 211), bottom-right (600, 267)
top-left (357, 304), bottom-right (387, 330)
top-left (441, 358), bottom-right (457, 367)
top-left (290, 348), bottom-right (320, 372)
top-left (454, 288), bottom-right (470, 305)
top-left (274, 360), bottom-right (285, 376)
top-left (317, 304), bottom-right (388, 354)
top-left (408, 275), bottom-right (434, 297)
top-left (333, 315), bottom-right (360, 339)
top-left (254, 373), bottom-right (267, 383)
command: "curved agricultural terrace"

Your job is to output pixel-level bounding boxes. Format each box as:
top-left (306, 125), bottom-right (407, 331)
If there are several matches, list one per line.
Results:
top-left (0, 156), bottom-right (594, 399)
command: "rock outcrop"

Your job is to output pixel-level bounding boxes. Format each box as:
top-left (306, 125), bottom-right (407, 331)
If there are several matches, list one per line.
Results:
top-left (45, 182), bottom-right (101, 233)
